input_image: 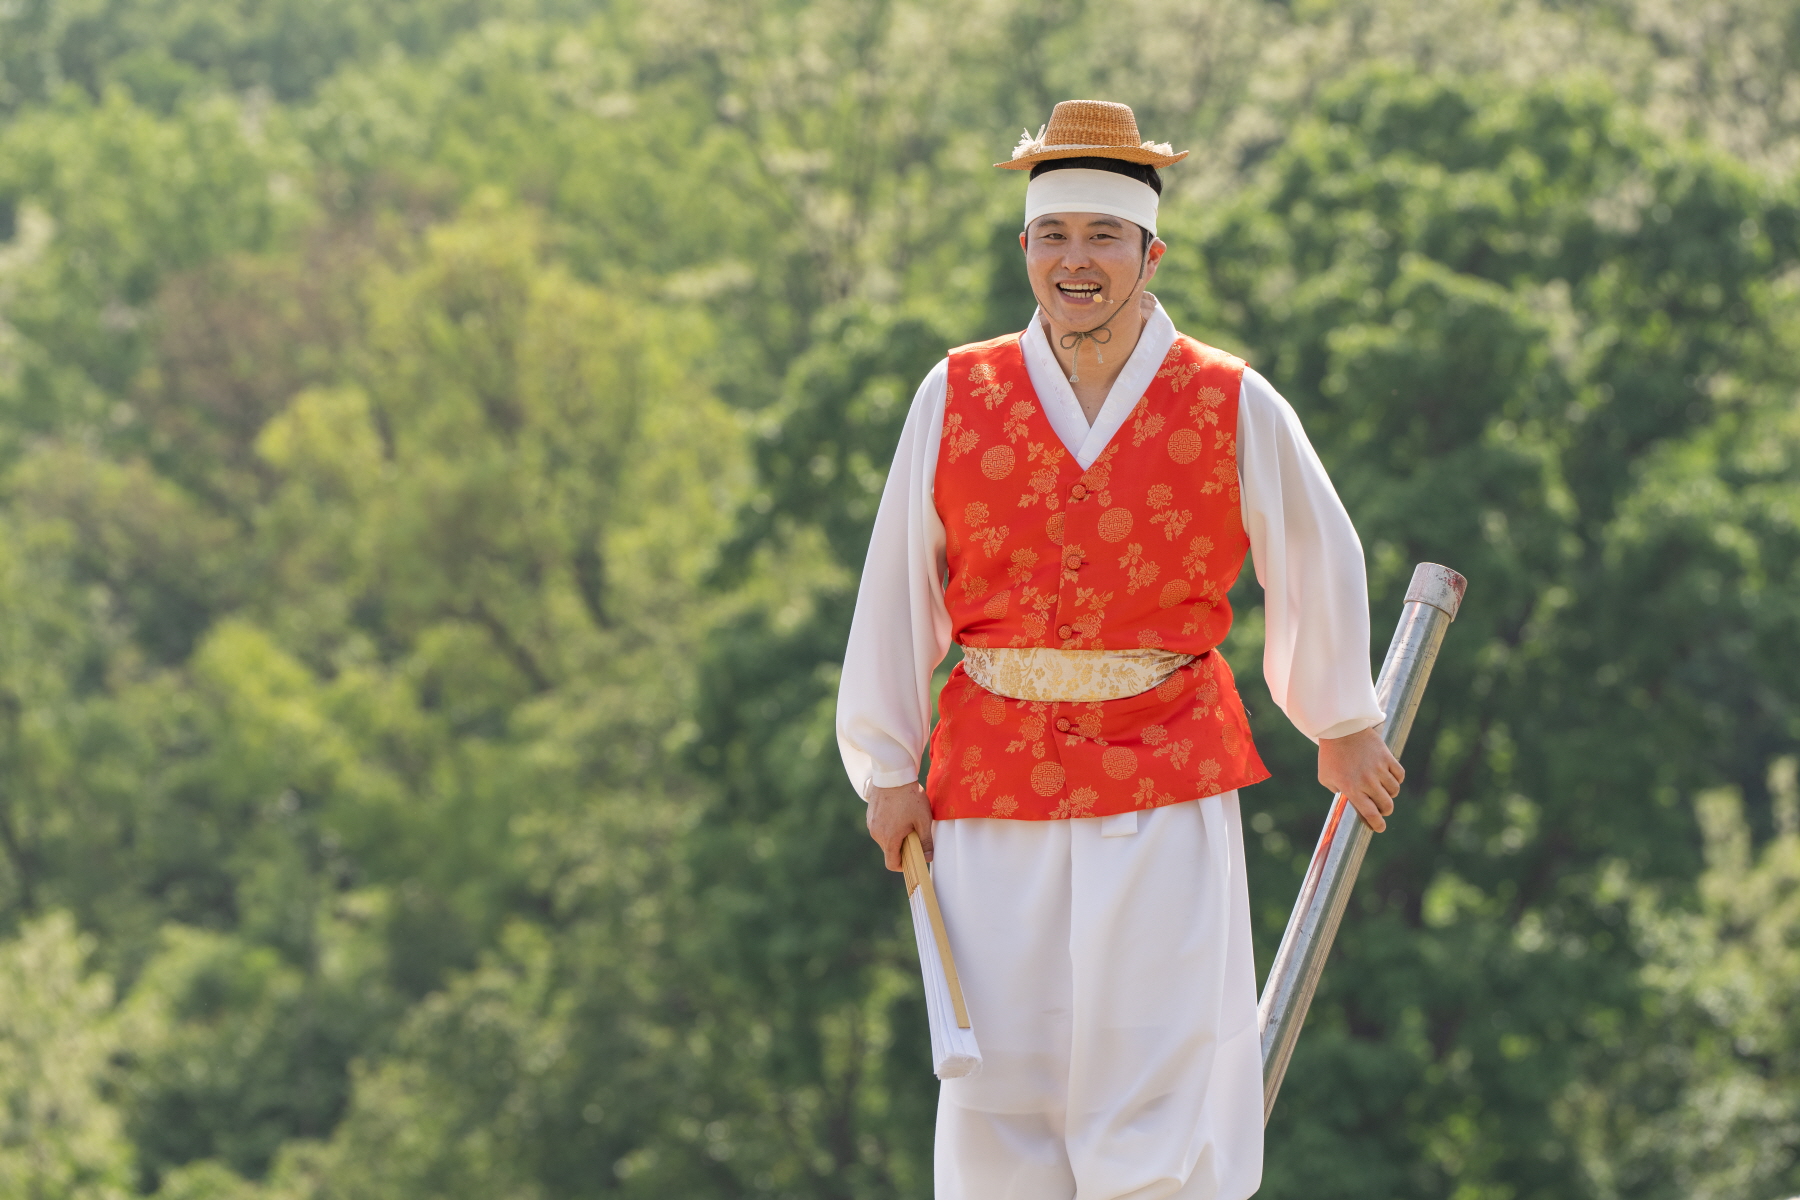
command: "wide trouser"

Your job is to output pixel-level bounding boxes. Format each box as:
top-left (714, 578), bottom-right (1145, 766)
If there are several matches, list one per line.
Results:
top-left (930, 794), bottom-right (1263, 1200)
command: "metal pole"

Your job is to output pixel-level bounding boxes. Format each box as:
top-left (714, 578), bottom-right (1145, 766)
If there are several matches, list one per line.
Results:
top-left (1257, 562), bottom-right (1466, 1124)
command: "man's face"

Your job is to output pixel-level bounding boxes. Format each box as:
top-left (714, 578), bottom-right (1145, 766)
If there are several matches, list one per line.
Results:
top-left (1021, 212), bottom-right (1166, 329)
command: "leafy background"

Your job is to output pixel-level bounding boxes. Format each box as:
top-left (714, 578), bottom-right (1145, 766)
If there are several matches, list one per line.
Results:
top-left (1, 1), bottom-right (1798, 1197)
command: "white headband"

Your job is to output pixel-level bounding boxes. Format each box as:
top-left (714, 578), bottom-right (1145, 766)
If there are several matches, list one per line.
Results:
top-left (1024, 167), bottom-right (1159, 236)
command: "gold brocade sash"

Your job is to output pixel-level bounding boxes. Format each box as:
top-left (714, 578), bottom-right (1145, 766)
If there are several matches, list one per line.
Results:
top-left (959, 646), bottom-right (1196, 702)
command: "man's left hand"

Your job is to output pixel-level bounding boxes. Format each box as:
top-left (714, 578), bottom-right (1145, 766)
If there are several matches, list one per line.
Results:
top-left (1317, 726), bottom-right (1404, 832)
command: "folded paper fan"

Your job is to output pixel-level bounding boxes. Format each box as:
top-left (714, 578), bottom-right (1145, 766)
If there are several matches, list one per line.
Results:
top-left (902, 833), bottom-right (981, 1078)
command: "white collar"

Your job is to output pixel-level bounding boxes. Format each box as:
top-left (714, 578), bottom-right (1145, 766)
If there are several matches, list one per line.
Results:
top-left (1020, 296), bottom-right (1176, 470)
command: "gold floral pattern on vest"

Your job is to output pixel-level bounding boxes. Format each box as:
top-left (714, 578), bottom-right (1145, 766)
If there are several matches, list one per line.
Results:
top-left (926, 331), bottom-right (1269, 821)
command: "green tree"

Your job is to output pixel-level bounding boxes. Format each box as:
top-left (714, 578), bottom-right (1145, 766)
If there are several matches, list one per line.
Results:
top-left (1566, 767), bottom-right (1800, 1199)
top-left (0, 913), bottom-right (135, 1199)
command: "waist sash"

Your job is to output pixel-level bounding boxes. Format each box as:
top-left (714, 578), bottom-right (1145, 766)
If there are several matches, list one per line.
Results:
top-left (959, 646), bottom-right (1196, 703)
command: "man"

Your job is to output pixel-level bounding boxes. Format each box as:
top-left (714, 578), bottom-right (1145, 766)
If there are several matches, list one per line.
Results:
top-left (837, 99), bottom-right (1404, 1200)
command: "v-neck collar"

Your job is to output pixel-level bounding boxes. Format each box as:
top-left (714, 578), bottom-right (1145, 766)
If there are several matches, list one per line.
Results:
top-left (1020, 296), bottom-right (1177, 470)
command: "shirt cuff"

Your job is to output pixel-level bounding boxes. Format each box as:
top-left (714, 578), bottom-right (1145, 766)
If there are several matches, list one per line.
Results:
top-left (1315, 714), bottom-right (1384, 741)
top-left (864, 765), bottom-right (924, 800)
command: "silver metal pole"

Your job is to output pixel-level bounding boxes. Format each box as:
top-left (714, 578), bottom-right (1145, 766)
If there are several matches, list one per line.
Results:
top-left (1257, 562), bottom-right (1466, 1124)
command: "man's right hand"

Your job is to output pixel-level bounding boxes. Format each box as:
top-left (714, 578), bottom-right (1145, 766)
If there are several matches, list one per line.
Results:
top-left (867, 782), bottom-right (934, 872)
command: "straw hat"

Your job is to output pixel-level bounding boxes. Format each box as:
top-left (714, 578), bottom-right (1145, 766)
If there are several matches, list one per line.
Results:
top-left (996, 100), bottom-right (1187, 170)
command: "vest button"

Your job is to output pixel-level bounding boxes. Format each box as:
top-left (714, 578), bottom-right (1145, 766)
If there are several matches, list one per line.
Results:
top-left (1055, 718), bottom-right (1071, 733)
top-left (1057, 624), bottom-right (1074, 639)
top-left (1064, 553), bottom-right (1081, 569)
top-left (1070, 483), bottom-right (1088, 500)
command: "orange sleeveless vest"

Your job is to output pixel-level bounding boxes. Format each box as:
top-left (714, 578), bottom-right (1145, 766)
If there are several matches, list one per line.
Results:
top-left (924, 331), bottom-right (1269, 821)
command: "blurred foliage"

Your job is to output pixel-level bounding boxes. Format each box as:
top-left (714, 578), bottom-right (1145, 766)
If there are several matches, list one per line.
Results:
top-left (0, 1), bottom-right (1798, 1198)
top-left (1565, 762), bottom-right (1800, 1200)
top-left (0, 913), bottom-right (133, 1199)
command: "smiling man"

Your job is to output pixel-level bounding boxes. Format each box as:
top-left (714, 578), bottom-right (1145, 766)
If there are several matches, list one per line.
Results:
top-left (837, 100), bottom-right (1402, 1199)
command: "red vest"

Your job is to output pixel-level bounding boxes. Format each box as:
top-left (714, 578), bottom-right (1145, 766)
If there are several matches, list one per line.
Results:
top-left (924, 331), bottom-right (1269, 820)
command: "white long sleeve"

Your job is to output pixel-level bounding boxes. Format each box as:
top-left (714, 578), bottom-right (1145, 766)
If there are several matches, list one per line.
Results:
top-left (835, 308), bottom-right (1381, 799)
top-left (1237, 368), bottom-right (1384, 742)
top-left (836, 359), bottom-right (954, 800)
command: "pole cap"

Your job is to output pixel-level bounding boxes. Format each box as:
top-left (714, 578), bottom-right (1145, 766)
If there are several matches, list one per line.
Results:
top-left (1404, 563), bottom-right (1466, 619)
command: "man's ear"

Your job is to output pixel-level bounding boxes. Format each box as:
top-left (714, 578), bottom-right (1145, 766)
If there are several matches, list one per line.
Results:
top-left (1145, 236), bottom-right (1168, 277)
top-left (1019, 231), bottom-right (1027, 252)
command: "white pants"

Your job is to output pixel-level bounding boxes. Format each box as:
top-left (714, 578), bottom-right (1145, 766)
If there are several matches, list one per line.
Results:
top-left (931, 794), bottom-right (1263, 1200)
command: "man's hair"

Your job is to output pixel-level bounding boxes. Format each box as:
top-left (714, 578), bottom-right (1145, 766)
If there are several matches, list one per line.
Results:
top-left (1027, 156), bottom-right (1164, 195)
top-left (1027, 156), bottom-right (1161, 251)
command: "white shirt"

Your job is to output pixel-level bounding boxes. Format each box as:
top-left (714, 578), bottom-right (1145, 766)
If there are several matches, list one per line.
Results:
top-left (836, 298), bottom-right (1383, 800)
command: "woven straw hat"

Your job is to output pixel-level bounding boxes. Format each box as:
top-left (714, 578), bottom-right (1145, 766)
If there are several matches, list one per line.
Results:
top-left (996, 99), bottom-right (1187, 170)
